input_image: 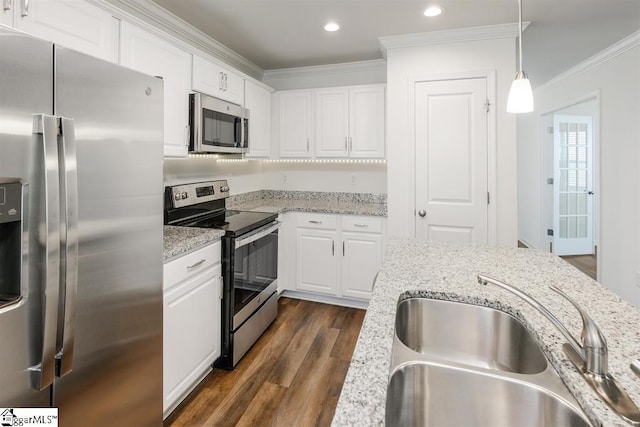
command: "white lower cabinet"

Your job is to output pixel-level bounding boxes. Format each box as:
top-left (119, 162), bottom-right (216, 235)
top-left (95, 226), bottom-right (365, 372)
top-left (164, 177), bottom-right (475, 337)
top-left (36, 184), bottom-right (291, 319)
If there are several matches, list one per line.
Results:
top-left (296, 227), bottom-right (338, 295)
top-left (342, 231), bottom-right (383, 299)
top-left (163, 241), bottom-right (222, 419)
top-left (294, 213), bottom-right (384, 303)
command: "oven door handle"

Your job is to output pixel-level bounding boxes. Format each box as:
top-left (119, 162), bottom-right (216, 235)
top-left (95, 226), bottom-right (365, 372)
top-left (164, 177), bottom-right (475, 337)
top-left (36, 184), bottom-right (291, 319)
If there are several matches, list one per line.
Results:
top-left (235, 221), bottom-right (281, 250)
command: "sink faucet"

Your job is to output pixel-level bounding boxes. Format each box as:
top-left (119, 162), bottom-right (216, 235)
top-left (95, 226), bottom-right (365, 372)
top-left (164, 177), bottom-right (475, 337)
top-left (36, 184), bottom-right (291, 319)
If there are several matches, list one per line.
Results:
top-left (477, 274), bottom-right (640, 425)
top-left (477, 274), bottom-right (607, 375)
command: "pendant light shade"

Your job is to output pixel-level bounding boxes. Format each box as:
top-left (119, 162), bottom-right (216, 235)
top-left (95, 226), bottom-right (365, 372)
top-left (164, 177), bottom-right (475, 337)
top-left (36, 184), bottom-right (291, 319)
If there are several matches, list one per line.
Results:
top-left (507, 71), bottom-right (533, 113)
top-left (507, 0), bottom-right (534, 113)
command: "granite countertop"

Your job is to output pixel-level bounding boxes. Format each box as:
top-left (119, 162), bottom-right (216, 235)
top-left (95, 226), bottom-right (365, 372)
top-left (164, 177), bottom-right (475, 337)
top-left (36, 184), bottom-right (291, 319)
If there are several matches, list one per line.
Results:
top-left (227, 191), bottom-right (387, 217)
top-left (163, 225), bottom-right (225, 262)
top-left (332, 239), bottom-right (640, 427)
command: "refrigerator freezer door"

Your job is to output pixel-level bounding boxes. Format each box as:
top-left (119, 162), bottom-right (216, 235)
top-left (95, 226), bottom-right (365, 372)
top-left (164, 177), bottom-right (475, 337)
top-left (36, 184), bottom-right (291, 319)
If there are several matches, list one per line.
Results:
top-left (0, 27), bottom-right (55, 407)
top-left (53, 46), bottom-right (163, 426)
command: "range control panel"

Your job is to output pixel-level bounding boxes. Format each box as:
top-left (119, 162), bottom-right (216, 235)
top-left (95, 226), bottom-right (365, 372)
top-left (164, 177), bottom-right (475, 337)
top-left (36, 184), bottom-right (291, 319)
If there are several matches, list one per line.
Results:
top-left (0, 180), bottom-right (23, 225)
top-left (167, 180), bottom-right (229, 208)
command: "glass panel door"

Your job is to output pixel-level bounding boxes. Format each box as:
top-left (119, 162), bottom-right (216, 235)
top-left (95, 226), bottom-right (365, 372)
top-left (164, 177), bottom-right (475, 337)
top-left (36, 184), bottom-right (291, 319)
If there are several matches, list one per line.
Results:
top-left (553, 115), bottom-right (594, 255)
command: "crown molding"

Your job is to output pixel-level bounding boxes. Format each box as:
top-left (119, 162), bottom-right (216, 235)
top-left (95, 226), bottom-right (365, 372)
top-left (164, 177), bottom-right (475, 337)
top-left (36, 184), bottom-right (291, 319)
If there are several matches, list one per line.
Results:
top-left (537, 30), bottom-right (640, 92)
top-left (378, 22), bottom-right (529, 58)
top-left (263, 59), bottom-right (387, 81)
top-left (90, 0), bottom-right (264, 80)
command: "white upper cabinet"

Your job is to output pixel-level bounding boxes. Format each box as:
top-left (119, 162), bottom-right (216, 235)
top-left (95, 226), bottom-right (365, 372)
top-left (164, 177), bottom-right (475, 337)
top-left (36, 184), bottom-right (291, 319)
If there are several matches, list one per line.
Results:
top-left (316, 85), bottom-right (385, 158)
top-left (315, 88), bottom-right (349, 157)
top-left (119, 22), bottom-right (192, 157)
top-left (277, 84), bottom-right (385, 159)
top-left (12, 0), bottom-right (118, 62)
top-left (192, 55), bottom-right (244, 106)
top-left (348, 85), bottom-right (385, 158)
top-left (278, 90), bottom-right (314, 158)
top-left (244, 80), bottom-right (272, 158)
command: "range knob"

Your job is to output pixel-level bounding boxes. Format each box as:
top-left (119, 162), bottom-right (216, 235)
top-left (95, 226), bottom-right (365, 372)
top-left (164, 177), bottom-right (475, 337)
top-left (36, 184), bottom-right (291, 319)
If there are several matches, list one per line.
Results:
top-left (174, 193), bottom-right (181, 201)
top-left (221, 186), bottom-right (229, 193)
top-left (181, 192), bottom-right (188, 200)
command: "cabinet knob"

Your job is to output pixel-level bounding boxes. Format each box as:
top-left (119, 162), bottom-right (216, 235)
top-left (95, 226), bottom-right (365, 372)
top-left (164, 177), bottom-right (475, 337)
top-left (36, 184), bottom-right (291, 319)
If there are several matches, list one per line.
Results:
top-left (418, 210), bottom-right (427, 218)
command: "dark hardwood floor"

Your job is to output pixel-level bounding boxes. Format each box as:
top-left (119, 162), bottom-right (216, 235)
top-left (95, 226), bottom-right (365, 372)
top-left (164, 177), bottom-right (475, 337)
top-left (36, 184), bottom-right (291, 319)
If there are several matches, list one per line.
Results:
top-left (165, 297), bottom-right (366, 427)
top-left (561, 254), bottom-right (597, 280)
top-left (518, 241), bottom-right (597, 280)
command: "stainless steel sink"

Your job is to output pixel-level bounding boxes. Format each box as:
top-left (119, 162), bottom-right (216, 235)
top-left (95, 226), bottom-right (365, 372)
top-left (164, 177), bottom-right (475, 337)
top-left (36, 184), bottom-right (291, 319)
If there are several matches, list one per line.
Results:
top-left (386, 362), bottom-right (592, 427)
top-left (387, 297), bottom-right (592, 426)
top-left (395, 298), bottom-right (547, 374)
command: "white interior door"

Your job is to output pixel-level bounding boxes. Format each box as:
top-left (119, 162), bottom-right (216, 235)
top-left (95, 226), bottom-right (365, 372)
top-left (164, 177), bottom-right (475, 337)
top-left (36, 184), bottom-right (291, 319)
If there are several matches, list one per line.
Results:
top-left (414, 78), bottom-right (488, 244)
top-left (553, 115), bottom-right (594, 255)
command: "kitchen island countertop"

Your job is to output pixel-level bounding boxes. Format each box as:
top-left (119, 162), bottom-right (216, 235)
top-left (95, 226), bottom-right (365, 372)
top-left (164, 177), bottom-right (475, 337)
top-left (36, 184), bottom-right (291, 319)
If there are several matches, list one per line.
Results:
top-left (332, 239), bottom-right (640, 427)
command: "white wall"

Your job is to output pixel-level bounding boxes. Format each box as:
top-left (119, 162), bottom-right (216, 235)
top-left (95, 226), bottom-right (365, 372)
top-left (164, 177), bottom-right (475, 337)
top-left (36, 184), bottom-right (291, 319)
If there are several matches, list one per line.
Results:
top-left (386, 37), bottom-right (518, 246)
top-left (163, 157), bottom-right (263, 195)
top-left (261, 162), bottom-right (387, 193)
top-left (517, 35), bottom-right (640, 305)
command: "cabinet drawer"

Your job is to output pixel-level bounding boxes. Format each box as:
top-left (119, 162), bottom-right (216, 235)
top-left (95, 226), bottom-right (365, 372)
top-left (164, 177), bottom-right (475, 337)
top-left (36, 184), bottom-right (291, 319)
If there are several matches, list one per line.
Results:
top-left (342, 215), bottom-right (383, 233)
top-left (164, 241), bottom-right (221, 290)
top-left (296, 213), bottom-right (338, 230)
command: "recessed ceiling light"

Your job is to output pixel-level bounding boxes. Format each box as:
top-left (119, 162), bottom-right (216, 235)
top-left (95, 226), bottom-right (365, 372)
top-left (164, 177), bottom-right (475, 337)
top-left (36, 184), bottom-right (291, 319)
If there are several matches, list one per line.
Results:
top-left (324, 22), bottom-right (340, 32)
top-left (423, 6), bottom-right (443, 17)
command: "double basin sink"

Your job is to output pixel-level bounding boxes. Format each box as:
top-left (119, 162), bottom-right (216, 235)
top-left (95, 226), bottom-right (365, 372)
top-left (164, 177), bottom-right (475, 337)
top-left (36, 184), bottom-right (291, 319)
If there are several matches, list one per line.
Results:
top-left (386, 298), bottom-right (592, 426)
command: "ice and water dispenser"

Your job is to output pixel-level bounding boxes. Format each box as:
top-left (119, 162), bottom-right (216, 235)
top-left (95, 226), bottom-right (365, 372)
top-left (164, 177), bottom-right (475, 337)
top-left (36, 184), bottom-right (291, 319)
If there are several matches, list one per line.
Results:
top-left (0, 179), bottom-right (25, 309)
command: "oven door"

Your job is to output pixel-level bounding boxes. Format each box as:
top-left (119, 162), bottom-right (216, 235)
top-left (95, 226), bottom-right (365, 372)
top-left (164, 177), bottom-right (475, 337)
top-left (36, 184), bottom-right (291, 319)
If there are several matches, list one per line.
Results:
top-left (231, 221), bottom-right (279, 330)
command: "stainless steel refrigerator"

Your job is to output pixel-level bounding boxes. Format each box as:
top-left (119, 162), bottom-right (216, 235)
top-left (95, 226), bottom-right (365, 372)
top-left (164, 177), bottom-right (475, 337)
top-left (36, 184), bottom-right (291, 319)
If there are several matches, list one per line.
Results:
top-left (0, 26), bottom-right (163, 425)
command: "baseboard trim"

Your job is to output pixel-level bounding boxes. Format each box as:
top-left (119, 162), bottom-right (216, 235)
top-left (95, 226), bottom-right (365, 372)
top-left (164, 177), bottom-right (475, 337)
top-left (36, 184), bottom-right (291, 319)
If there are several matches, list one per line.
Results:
top-left (280, 290), bottom-right (369, 310)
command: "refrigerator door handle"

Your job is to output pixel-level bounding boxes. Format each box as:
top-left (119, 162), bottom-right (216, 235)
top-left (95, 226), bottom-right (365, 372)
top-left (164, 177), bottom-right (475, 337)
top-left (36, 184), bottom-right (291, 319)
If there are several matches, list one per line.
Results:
top-left (29, 114), bottom-right (61, 390)
top-left (56, 117), bottom-right (78, 377)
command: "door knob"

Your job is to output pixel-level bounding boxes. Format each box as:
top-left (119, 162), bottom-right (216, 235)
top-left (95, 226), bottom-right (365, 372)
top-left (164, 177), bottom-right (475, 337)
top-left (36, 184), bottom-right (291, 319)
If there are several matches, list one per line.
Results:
top-left (587, 191), bottom-right (594, 195)
top-left (418, 210), bottom-right (426, 218)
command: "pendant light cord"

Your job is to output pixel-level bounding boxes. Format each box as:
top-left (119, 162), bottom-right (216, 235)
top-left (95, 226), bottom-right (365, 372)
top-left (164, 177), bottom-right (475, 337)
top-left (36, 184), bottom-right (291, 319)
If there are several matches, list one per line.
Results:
top-left (518, 0), bottom-right (523, 74)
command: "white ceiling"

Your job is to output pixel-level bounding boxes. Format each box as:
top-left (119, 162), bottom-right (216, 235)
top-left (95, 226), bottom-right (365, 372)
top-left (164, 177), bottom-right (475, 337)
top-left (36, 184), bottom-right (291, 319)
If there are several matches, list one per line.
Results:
top-left (151, 0), bottom-right (640, 86)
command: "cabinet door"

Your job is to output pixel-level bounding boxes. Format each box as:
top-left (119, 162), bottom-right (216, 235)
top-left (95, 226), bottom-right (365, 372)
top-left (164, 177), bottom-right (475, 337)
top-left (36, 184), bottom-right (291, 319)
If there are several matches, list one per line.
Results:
top-left (192, 55), bottom-right (223, 98)
top-left (1, 3), bottom-right (13, 26)
top-left (341, 231), bottom-right (383, 299)
top-left (120, 22), bottom-right (191, 157)
top-left (296, 228), bottom-right (337, 295)
top-left (349, 85), bottom-right (385, 158)
top-left (222, 69), bottom-right (244, 105)
top-left (163, 270), bottom-right (221, 416)
top-left (315, 87), bottom-right (349, 158)
top-left (244, 80), bottom-right (272, 158)
top-left (279, 91), bottom-right (313, 157)
top-left (193, 55), bottom-right (244, 105)
top-left (14, 0), bottom-right (117, 61)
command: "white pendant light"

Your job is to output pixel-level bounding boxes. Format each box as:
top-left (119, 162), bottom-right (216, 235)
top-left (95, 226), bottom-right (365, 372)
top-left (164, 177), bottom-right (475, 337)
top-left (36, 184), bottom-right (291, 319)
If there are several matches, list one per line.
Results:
top-left (507, 0), bottom-right (534, 113)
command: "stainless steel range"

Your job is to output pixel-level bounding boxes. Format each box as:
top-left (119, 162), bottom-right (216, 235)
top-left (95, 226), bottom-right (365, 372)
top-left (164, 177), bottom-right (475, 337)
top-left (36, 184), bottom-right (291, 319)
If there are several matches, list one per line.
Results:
top-left (164, 180), bottom-right (279, 369)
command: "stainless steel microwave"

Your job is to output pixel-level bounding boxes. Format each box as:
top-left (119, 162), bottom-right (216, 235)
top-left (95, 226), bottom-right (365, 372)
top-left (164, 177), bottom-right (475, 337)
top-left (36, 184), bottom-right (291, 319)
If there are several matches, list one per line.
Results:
top-left (189, 92), bottom-right (249, 154)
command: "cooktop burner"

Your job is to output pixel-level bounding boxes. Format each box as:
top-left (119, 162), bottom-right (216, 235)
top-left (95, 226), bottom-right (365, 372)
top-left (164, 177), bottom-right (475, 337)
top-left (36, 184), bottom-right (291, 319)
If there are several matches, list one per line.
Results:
top-left (179, 209), bottom-right (277, 237)
top-left (164, 180), bottom-right (278, 237)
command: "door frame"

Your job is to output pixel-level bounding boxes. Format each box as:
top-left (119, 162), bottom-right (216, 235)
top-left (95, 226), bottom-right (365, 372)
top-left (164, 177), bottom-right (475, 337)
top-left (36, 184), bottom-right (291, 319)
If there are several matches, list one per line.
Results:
top-left (407, 69), bottom-right (497, 244)
top-left (537, 90), bottom-right (601, 279)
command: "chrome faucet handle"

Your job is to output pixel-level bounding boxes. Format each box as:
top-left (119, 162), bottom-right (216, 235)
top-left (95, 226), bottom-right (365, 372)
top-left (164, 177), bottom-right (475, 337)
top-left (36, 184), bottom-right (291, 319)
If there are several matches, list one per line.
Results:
top-left (477, 275), bottom-right (585, 362)
top-left (549, 285), bottom-right (608, 376)
top-left (632, 360), bottom-right (640, 379)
